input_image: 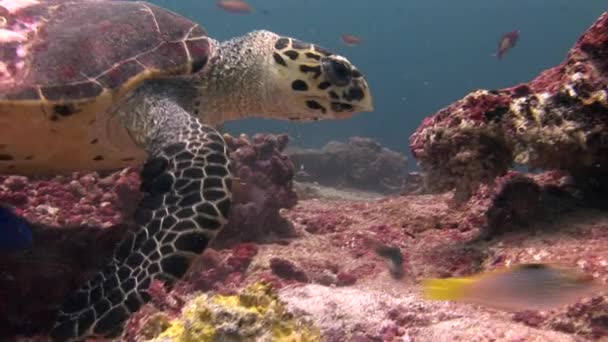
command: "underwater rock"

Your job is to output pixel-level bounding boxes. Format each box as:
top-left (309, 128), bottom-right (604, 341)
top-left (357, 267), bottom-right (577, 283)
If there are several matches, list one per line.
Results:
top-left (0, 133), bottom-right (297, 338)
top-left (479, 173), bottom-right (543, 239)
top-left (461, 170), bottom-right (591, 240)
top-left (125, 282), bottom-right (320, 341)
top-left (400, 171), bottom-right (428, 195)
top-left (216, 133), bottom-right (298, 247)
top-left (410, 11), bottom-right (608, 202)
top-left (269, 257), bottom-right (310, 283)
top-left (279, 284), bottom-right (577, 341)
top-left (288, 137), bottom-right (407, 193)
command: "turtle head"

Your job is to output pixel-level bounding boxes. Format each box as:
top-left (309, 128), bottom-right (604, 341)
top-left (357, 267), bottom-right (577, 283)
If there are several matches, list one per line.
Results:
top-left (264, 33), bottom-right (373, 121)
top-left (197, 30), bottom-right (372, 124)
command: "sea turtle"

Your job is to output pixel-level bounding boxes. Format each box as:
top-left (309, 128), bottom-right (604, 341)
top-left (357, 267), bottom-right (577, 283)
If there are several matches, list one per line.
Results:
top-left (0, 0), bottom-right (372, 340)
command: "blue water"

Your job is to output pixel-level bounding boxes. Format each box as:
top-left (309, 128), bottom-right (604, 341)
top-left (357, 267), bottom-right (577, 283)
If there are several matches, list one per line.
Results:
top-left (151, 0), bottom-right (607, 165)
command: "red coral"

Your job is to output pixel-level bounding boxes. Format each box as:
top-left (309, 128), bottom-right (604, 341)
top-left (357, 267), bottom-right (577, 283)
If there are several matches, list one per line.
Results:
top-left (184, 244), bottom-right (256, 294)
top-left (121, 305), bottom-right (161, 342)
top-left (225, 243), bottom-right (258, 272)
top-left (146, 280), bottom-right (184, 316)
top-left (214, 133), bottom-right (297, 247)
top-left (304, 213), bottom-right (351, 234)
top-left (336, 271), bottom-right (357, 286)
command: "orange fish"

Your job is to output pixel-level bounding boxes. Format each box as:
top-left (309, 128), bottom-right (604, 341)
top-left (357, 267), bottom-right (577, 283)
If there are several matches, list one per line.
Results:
top-left (340, 34), bottom-right (363, 47)
top-left (217, 0), bottom-right (253, 14)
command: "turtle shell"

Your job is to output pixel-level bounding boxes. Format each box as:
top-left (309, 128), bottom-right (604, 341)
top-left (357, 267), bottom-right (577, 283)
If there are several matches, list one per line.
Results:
top-left (0, 0), bottom-right (211, 174)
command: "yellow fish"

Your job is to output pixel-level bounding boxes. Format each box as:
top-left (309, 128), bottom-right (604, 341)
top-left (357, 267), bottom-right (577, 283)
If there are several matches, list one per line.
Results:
top-left (422, 263), bottom-right (603, 311)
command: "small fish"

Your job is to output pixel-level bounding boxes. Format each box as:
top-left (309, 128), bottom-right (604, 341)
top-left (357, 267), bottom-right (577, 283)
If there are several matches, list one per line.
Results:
top-left (340, 34), bottom-right (363, 47)
top-left (375, 244), bottom-right (404, 279)
top-left (493, 30), bottom-right (520, 59)
top-left (365, 238), bottom-right (405, 279)
top-left (217, 0), bottom-right (253, 14)
top-left (0, 205), bottom-right (33, 252)
top-left (423, 263), bottom-right (602, 311)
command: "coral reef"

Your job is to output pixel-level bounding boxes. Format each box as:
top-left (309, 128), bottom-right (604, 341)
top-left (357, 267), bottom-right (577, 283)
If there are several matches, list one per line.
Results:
top-left (288, 137), bottom-right (407, 193)
top-left (409, 11), bottom-right (608, 202)
top-left (4, 166), bottom-right (608, 340)
top-left (125, 282), bottom-right (320, 341)
top-left (0, 133), bottom-right (297, 338)
top-left (216, 133), bottom-right (298, 247)
top-left (4, 12), bottom-right (608, 342)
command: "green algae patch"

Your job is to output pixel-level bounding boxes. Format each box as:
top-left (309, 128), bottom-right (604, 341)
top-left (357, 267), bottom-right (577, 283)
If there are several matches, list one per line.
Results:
top-left (144, 282), bottom-right (320, 341)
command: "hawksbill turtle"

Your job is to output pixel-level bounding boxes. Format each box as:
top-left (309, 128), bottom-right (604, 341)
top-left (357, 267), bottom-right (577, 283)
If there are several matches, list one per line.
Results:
top-left (0, 0), bottom-right (372, 340)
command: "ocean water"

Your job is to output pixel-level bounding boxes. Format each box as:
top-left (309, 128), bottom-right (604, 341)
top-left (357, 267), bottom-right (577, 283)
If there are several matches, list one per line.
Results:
top-left (150, 0), bottom-right (606, 164)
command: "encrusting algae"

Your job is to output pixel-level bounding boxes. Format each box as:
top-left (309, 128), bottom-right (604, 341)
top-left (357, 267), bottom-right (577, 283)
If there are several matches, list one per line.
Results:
top-left (141, 282), bottom-right (320, 342)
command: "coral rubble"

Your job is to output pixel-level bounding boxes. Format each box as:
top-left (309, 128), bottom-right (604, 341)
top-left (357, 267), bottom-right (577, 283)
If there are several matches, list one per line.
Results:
top-left (409, 11), bottom-right (608, 202)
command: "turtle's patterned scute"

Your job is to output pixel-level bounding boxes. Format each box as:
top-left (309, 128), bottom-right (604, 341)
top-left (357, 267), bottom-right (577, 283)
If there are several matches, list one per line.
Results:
top-left (1, 0), bottom-right (208, 99)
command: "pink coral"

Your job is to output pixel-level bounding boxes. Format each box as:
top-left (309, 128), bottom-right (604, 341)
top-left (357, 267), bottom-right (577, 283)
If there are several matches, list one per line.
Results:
top-left (215, 133), bottom-right (298, 247)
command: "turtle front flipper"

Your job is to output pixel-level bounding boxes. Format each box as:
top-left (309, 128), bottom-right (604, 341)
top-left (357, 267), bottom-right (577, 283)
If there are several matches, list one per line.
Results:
top-left (50, 103), bottom-right (232, 341)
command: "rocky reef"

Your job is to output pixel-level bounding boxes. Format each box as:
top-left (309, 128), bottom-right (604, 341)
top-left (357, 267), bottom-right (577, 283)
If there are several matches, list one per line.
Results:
top-left (6, 166), bottom-right (608, 341)
top-left (3, 11), bottom-right (608, 342)
top-left (128, 169), bottom-right (608, 341)
top-left (409, 11), bottom-right (608, 202)
top-left (287, 137), bottom-right (407, 193)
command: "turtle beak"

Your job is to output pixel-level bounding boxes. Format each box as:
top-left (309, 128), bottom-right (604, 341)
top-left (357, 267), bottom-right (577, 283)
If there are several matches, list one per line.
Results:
top-left (356, 86), bottom-right (374, 113)
top-left (349, 78), bottom-right (374, 114)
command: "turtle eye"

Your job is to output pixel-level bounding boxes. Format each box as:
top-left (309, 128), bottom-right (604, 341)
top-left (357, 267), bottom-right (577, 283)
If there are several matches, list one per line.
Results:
top-left (322, 58), bottom-right (352, 87)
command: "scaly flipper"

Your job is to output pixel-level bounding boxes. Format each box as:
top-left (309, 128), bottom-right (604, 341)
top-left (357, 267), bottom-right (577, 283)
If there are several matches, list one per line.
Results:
top-left (50, 102), bottom-right (232, 341)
